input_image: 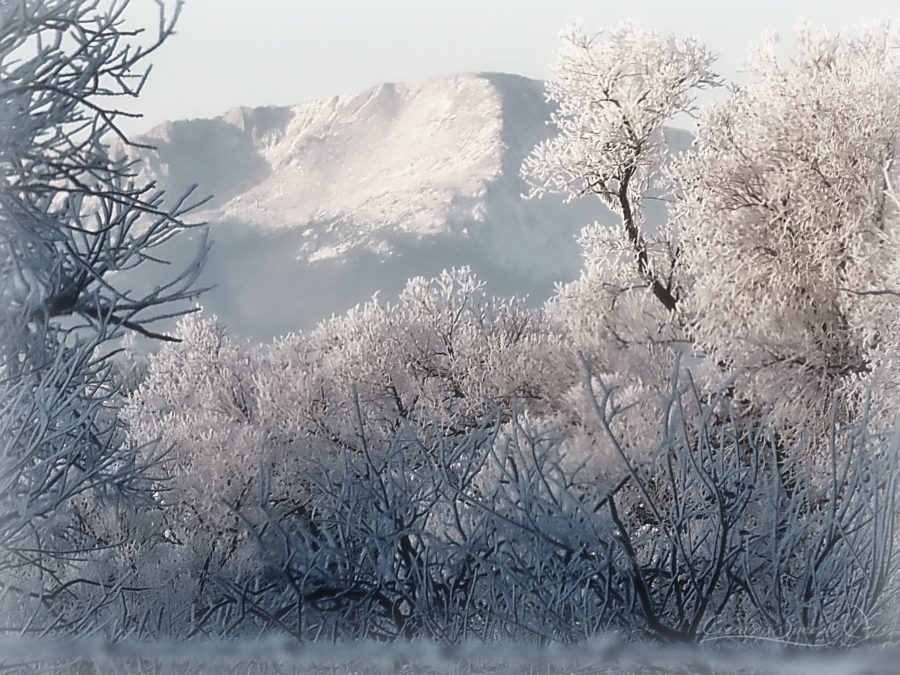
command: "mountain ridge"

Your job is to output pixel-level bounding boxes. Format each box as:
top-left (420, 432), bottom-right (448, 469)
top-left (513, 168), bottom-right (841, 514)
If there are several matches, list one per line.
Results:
top-left (125, 72), bottom-right (677, 340)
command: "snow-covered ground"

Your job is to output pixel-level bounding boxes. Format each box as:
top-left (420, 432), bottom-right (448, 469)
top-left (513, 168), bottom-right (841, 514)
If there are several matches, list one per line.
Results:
top-left (122, 73), bottom-right (685, 340)
top-left (6, 637), bottom-right (897, 674)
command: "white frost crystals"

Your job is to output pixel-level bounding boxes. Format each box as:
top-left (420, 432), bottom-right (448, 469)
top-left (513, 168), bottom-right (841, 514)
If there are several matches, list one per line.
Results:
top-left (673, 21), bottom-right (900, 434)
top-left (522, 21), bottom-right (718, 207)
top-left (526, 19), bottom-right (900, 440)
top-left (522, 22), bottom-right (718, 390)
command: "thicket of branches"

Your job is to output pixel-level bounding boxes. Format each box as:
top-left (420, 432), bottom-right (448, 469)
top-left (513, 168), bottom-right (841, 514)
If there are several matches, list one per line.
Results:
top-left (0, 0), bottom-right (205, 636)
top-left (1, 1), bottom-right (899, 649)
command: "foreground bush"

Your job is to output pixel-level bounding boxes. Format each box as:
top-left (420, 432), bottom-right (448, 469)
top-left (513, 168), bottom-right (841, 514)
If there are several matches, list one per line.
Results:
top-left (173, 362), bottom-right (898, 646)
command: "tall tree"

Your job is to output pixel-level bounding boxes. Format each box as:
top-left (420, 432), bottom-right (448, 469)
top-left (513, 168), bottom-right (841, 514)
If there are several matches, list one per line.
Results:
top-left (522, 21), bottom-right (718, 315)
top-left (525, 20), bottom-right (900, 436)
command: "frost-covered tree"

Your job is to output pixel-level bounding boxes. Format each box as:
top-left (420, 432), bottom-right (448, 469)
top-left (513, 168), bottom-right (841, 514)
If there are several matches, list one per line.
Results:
top-left (523, 22), bottom-right (718, 372)
top-left (256, 267), bottom-right (558, 450)
top-left (1, 0), bottom-right (206, 356)
top-left (0, 0), bottom-right (206, 634)
top-left (520, 23), bottom-right (721, 468)
top-left (120, 270), bottom-right (560, 623)
top-left (673, 23), bottom-right (900, 432)
top-left (526, 20), bottom-right (900, 440)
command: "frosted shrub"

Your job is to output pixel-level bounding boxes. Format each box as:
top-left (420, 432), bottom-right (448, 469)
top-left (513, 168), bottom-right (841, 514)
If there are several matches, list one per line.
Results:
top-left (119, 270), bottom-right (561, 633)
top-left (582, 361), bottom-right (899, 645)
top-left (205, 361), bottom-right (899, 646)
top-left (121, 315), bottom-right (269, 616)
top-left (255, 267), bottom-right (558, 452)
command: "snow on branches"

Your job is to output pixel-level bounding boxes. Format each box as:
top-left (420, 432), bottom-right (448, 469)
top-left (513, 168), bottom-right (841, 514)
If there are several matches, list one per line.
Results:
top-left (526, 19), bottom-right (900, 438)
top-left (673, 22), bottom-right (900, 432)
top-left (0, 0), bottom-right (207, 636)
top-left (523, 21), bottom-right (719, 318)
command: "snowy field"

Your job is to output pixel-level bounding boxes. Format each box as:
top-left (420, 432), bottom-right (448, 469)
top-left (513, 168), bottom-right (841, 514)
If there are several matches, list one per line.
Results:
top-left (3, 638), bottom-right (899, 675)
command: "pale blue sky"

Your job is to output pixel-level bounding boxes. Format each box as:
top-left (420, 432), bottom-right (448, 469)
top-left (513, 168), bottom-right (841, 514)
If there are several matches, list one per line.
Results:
top-left (124, 0), bottom-right (897, 134)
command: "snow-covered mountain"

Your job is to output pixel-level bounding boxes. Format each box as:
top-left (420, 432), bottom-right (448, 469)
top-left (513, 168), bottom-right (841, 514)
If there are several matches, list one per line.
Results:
top-left (126, 72), bottom-right (678, 341)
